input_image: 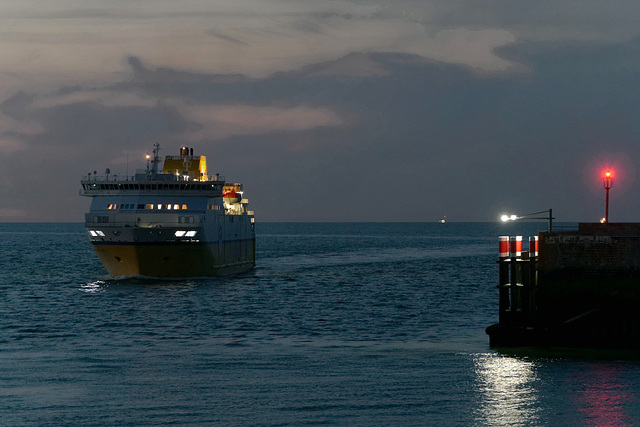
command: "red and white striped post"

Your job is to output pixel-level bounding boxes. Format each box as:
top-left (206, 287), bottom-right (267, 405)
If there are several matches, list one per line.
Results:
top-left (529, 236), bottom-right (538, 258)
top-left (510, 236), bottom-right (522, 258)
top-left (498, 236), bottom-right (511, 323)
top-left (499, 236), bottom-right (509, 258)
top-left (509, 236), bottom-right (523, 316)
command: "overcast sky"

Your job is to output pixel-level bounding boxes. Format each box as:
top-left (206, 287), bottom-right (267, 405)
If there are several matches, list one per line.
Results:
top-left (2, 0), bottom-right (640, 222)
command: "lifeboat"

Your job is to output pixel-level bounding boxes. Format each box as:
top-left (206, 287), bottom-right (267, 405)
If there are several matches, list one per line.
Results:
top-left (223, 190), bottom-right (241, 204)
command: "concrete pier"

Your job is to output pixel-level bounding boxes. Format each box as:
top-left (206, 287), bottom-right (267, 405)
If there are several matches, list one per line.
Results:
top-left (487, 223), bottom-right (640, 349)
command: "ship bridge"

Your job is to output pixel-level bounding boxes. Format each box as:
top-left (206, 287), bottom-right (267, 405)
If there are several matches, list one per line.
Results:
top-left (80, 146), bottom-right (226, 197)
top-left (80, 176), bottom-right (225, 197)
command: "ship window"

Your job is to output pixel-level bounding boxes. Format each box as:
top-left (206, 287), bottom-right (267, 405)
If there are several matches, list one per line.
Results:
top-left (173, 204), bottom-right (179, 210)
top-left (138, 204), bottom-right (144, 209)
top-left (146, 204), bottom-right (154, 210)
top-left (186, 231), bottom-right (197, 237)
top-left (182, 204), bottom-right (187, 210)
top-left (107, 204), bottom-right (113, 209)
top-left (175, 230), bottom-right (186, 237)
top-left (89, 230), bottom-right (97, 236)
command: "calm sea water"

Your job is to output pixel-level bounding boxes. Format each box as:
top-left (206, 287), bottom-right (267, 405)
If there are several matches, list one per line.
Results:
top-left (2, 222), bottom-right (640, 426)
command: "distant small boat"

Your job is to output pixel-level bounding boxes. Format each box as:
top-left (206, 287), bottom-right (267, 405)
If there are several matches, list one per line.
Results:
top-left (439, 216), bottom-right (446, 224)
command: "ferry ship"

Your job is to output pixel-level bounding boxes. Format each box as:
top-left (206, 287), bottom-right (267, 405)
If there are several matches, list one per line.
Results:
top-left (80, 145), bottom-right (255, 278)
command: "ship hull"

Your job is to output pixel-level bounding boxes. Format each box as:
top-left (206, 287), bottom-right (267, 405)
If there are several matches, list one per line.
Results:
top-left (92, 239), bottom-right (255, 278)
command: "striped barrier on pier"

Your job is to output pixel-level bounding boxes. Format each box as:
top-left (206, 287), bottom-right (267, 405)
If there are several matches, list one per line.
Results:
top-left (497, 235), bottom-right (539, 325)
top-left (498, 235), bottom-right (537, 258)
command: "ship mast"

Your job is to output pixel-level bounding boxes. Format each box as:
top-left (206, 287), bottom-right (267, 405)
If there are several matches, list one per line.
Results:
top-left (147, 143), bottom-right (161, 178)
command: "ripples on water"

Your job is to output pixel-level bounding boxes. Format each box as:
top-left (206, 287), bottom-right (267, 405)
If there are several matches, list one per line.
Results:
top-left (2, 222), bottom-right (640, 425)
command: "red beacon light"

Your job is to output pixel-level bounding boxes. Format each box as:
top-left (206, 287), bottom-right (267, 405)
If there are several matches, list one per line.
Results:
top-left (602, 170), bottom-right (614, 223)
top-left (603, 170), bottom-right (614, 188)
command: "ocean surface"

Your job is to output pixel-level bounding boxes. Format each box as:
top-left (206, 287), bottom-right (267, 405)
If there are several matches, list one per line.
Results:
top-left (3, 222), bottom-right (640, 426)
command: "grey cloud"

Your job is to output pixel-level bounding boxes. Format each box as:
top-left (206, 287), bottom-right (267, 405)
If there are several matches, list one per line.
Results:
top-left (205, 28), bottom-right (247, 45)
top-left (126, 56), bottom-right (252, 86)
top-left (1, 92), bottom-right (36, 121)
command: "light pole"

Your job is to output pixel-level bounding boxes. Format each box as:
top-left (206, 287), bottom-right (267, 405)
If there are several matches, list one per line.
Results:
top-left (603, 171), bottom-right (614, 223)
top-left (500, 209), bottom-right (554, 232)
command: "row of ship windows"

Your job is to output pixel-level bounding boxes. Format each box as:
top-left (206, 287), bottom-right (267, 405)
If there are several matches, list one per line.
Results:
top-left (89, 215), bottom-right (197, 224)
top-left (108, 203), bottom-right (188, 210)
top-left (106, 204), bottom-right (223, 211)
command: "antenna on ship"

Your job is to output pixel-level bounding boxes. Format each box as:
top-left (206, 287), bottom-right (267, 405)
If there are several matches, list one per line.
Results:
top-left (147, 143), bottom-right (161, 177)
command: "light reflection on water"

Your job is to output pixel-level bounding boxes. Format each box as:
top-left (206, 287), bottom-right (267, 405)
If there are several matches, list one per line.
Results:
top-left (572, 363), bottom-right (633, 426)
top-left (474, 352), bottom-right (638, 426)
top-left (79, 280), bottom-right (107, 293)
top-left (80, 278), bottom-right (200, 293)
top-left (473, 354), bottom-right (540, 426)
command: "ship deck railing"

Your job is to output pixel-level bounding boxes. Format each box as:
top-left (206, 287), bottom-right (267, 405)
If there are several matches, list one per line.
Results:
top-left (80, 174), bottom-right (226, 183)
